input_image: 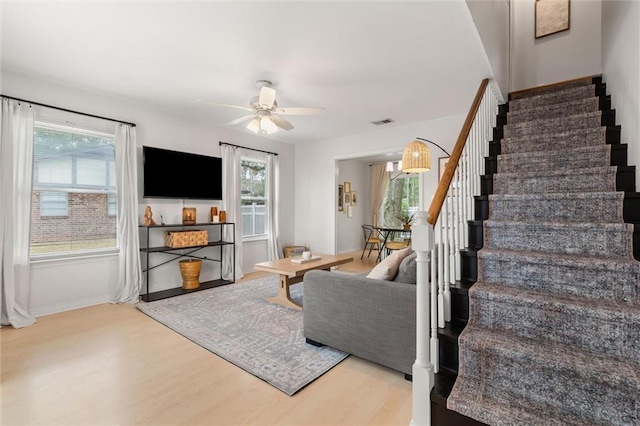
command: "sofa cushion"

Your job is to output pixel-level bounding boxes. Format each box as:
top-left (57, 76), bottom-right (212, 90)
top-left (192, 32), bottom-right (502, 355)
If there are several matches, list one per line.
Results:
top-left (394, 252), bottom-right (417, 284)
top-left (366, 247), bottom-right (413, 280)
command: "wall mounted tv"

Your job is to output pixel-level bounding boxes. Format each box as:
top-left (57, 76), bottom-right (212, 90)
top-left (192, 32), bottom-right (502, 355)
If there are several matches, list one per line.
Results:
top-left (143, 146), bottom-right (223, 200)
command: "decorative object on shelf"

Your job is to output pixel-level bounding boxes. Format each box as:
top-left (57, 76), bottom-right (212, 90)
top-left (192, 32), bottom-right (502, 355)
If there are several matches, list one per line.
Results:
top-left (182, 207), bottom-right (196, 225)
top-left (338, 184), bottom-right (344, 212)
top-left (179, 259), bottom-right (202, 290)
top-left (283, 245), bottom-right (308, 258)
top-left (219, 210), bottom-right (227, 222)
top-left (143, 206), bottom-right (157, 226)
top-left (164, 230), bottom-right (208, 248)
top-left (210, 207), bottom-right (218, 222)
top-left (344, 182), bottom-right (351, 193)
top-left (535, 0), bottom-right (570, 39)
top-left (351, 191), bottom-right (358, 206)
top-left (401, 137), bottom-right (450, 174)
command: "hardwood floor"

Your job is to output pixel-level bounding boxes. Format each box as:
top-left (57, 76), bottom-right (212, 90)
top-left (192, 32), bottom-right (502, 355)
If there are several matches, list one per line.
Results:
top-left (1, 250), bottom-right (410, 425)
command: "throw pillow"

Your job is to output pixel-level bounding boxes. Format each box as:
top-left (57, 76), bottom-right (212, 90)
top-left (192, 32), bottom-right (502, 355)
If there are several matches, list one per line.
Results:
top-left (394, 252), bottom-right (417, 284)
top-left (366, 247), bottom-right (414, 281)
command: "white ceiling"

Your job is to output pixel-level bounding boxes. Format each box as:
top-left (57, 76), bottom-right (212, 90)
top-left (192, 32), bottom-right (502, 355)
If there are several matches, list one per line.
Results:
top-left (1, 1), bottom-right (493, 145)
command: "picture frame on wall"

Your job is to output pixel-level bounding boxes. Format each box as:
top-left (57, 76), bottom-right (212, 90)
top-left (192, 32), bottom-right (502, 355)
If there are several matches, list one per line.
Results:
top-left (535, 0), bottom-right (570, 39)
top-left (344, 182), bottom-right (351, 193)
top-left (351, 191), bottom-right (358, 206)
top-left (344, 192), bottom-right (352, 205)
top-left (438, 157), bottom-right (449, 182)
top-left (338, 184), bottom-right (344, 211)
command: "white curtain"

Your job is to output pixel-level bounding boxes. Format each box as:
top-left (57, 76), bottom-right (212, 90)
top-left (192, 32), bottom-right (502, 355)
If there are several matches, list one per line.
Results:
top-left (0, 99), bottom-right (36, 328)
top-left (371, 163), bottom-right (390, 227)
top-left (266, 153), bottom-right (282, 260)
top-left (112, 124), bottom-right (142, 303)
top-left (221, 144), bottom-right (244, 280)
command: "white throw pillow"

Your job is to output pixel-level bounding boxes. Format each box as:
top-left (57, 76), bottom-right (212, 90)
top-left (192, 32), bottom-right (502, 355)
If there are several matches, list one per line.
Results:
top-left (366, 247), bottom-right (414, 281)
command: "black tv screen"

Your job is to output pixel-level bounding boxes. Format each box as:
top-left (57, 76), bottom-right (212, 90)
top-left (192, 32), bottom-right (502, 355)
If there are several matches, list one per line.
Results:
top-left (143, 146), bottom-right (223, 200)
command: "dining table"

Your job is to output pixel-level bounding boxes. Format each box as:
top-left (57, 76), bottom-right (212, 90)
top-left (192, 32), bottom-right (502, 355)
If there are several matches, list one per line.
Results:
top-left (373, 225), bottom-right (412, 262)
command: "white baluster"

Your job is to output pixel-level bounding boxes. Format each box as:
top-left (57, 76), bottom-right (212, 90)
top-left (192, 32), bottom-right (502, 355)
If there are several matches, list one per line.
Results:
top-left (437, 214), bottom-right (445, 328)
top-left (442, 195), bottom-right (451, 322)
top-left (431, 243), bottom-right (438, 373)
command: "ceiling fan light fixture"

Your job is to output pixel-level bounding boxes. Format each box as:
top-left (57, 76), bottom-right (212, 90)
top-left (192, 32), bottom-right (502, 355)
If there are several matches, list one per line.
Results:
top-left (247, 117), bottom-right (261, 133)
top-left (260, 116), bottom-right (278, 134)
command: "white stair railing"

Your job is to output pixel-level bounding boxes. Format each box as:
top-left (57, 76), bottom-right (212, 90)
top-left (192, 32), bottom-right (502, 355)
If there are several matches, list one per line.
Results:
top-left (411, 79), bottom-right (500, 426)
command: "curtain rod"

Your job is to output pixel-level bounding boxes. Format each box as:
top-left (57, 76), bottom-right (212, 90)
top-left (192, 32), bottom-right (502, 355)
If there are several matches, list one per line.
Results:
top-left (219, 141), bottom-right (278, 156)
top-left (1, 94), bottom-right (137, 127)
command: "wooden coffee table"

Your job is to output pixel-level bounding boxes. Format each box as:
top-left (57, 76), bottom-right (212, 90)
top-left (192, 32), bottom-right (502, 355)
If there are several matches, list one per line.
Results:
top-left (254, 253), bottom-right (353, 310)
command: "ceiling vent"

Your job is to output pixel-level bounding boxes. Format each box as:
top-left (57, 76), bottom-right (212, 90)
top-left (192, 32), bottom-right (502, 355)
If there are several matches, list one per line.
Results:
top-left (370, 118), bottom-right (395, 126)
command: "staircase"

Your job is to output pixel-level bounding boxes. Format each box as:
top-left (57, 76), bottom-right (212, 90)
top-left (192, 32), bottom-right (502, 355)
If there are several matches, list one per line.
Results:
top-left (431, 76), bottom-right (640, 425)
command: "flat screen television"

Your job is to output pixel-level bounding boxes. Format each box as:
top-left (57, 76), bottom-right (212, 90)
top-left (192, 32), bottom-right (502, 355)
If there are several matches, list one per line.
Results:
top-left (143, 146), bottom-right (223, 200)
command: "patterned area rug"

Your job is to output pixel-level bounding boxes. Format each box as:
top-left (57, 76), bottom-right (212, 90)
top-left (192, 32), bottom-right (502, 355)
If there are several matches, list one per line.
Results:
top-left (136, 276), bottom-right (348, 395)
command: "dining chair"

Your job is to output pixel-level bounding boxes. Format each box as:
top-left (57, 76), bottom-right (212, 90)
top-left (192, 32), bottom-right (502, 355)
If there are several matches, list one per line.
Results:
top-left (361, 225), bottom-right (382, 259)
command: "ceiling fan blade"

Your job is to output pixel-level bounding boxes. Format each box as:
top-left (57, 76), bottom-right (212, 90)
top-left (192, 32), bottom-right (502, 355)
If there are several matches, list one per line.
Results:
top-left (226, 114), bottom-right (256, 126)
top-left (273, 107), bottom-right (326, 115)
top-left (196, 100), bottom-right (254, 112)
top-left (270, 114), bottom-right (294, 131)
top-left (258, 87), bottom-right (276, 109)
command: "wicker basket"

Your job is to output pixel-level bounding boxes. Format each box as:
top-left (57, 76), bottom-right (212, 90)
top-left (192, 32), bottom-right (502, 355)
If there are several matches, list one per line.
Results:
top-left (179, 259), bottom-right (202, 289)
top-left (164, 230), bottom-right (208, 248)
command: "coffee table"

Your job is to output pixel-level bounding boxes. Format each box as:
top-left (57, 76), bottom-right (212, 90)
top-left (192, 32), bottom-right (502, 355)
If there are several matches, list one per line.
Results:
top-left (254, 253), bottom-right (353, 310)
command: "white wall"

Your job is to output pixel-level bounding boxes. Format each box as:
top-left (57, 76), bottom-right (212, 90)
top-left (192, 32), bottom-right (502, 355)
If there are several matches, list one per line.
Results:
top-left (511, 0), bottom-right (602, 91)
top-left (295, 114), bottom-right (465, 255)
top-left (602, 0), bottom-right (640, 188)
top-left (3, 71), bottom-right (295, 316)
top-left (336, 159), bottom-right (370, 253)
top-left (466, 0), bottom-right (511, 99)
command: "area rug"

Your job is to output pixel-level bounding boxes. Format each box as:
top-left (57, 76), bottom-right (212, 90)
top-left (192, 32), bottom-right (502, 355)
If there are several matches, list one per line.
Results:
top-left (136, 276), bottom-right (348, 395)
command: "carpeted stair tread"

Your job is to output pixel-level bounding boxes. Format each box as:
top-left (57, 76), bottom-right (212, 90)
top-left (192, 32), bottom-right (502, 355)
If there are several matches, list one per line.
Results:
top-left (488, 192), bottom-right (625, 223)
top-left (507, 97), bottom-right (601, 124)
top-left (509, 84), bottom-right (596, 112)
top-left (449, 327), bottom-right (640, 426)
top-left (501, 127), bottom-right (607, 155)
top-left (497, 144), bottom-right (611, 173)
top-left (469, 281), bottom-right (640, 360)
top-left (493, 166), bottom-right (617, 194)
top-left (483, 220), bottom-right (634, 257)
top-left (509, 77), bottom-right (594, 101)
top-left (504, 111), bottom-right (602, 138)
top-left (478, 248), bottom-right (640, 305)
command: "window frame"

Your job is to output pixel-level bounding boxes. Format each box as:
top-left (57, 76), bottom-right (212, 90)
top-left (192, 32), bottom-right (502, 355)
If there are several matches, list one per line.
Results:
top-left (240, 157), bottom-right (268, 241)
top-left (30, 121), bottom-right (119, 261)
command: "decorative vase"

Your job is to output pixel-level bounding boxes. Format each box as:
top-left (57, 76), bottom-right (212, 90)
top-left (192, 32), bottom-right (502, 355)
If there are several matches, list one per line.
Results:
top-left (219, 210), bottom-right (227, 222)
top-left (182, 207), bottom-right (196, 225)
top-left (210, 207), bottom-right (218, 222)
top-left (403, 224), bottom-right (411, 231)
top-left (179, 259), bottom-right (202, 289)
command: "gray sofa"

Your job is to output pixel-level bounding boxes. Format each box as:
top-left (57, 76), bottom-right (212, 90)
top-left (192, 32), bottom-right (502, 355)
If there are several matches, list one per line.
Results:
top-left (302, 253), bottom-right (417, 376)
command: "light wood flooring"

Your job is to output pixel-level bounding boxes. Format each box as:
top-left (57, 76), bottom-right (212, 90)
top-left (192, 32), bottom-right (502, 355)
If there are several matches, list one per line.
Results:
top-left (1, 250), bottom-right (411, 425)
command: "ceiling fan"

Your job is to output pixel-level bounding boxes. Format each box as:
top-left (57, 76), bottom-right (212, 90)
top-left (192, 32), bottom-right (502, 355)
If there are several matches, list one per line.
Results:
top-left (198, 80), bottom-right (326, 135)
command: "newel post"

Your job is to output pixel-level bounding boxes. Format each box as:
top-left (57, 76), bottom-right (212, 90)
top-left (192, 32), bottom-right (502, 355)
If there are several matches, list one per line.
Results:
top-left (410, 210), bottom-right (434, 426)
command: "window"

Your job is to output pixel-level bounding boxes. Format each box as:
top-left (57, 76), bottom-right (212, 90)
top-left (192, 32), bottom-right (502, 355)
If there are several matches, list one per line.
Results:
top-left (30, 122), bottom-right (117, 257)
top-left (240, 159), bottom-right (267, 239)
top-left (40, 191), bottom-right (69, 217)
top-left (382, 174), bottom-right (419, 230)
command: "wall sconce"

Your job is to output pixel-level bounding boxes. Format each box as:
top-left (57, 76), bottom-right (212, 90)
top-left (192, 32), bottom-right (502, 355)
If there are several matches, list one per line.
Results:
top-left (401, 137), bottom-right (450, 174)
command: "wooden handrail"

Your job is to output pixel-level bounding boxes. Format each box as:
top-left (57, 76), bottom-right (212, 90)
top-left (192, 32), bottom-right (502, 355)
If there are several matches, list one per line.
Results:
top-left (427, 78), bottom-right (489, 225)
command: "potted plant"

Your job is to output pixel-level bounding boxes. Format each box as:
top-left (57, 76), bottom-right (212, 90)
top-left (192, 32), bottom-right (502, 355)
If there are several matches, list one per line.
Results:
top-left (397, 212), bottom-right (415, 230)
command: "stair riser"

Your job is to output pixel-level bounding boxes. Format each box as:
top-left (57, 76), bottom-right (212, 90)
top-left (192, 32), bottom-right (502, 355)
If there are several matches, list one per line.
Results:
top-left (507, 97), bottom-right (601, 124)
top-left (504, 111), bottom-right (614, 139)
top-left (498, 149), bottom-right (611, 173)
top-left (509, 77), bottom-right (600, 101)
top-left (501, 126), bottom-right (620, 155)
top-left (492, 169), bottom-right (620, 195)
top-left (455, 337), bottom-right (639, 426)
top-left (484, 222), bottom-right (634, 258)
top-left (469, 290), bottom-right (640, 360)
top-left (478, 253), bottom-right (640, 305)
top-left (487, 194), bottom-right (625, 223)
top-left (460, 249), bottom-right (477, 284)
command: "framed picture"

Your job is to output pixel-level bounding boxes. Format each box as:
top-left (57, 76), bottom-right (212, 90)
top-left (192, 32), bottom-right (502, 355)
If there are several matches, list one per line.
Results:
top-left (344, 182), bottom-right (351, 193)
top-left (351, 191), bottom-right (358, 206)
top-left (347, 205), bottom-right (353, 218)
top-left (344, 192), bottom-right (352, 205)
top-left (338, 184), bottom-right (344, 211)
top-left (535, 0), bottom-right (570, 39)
top-left (438, 157), bottom-right (449, 182)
